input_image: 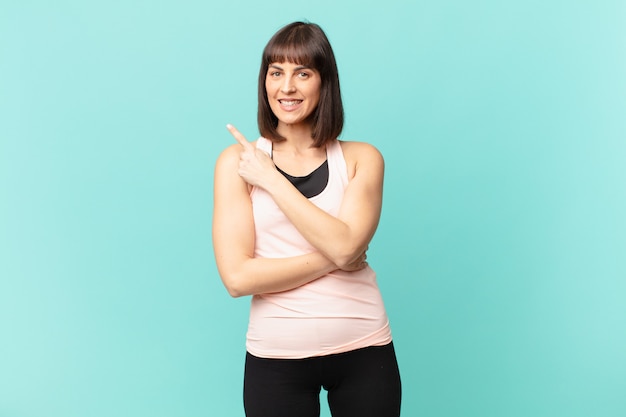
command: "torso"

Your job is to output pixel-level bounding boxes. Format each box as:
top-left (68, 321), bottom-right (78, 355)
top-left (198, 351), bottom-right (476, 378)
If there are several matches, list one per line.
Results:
top-left (246, 137), bottom-right (391, 359)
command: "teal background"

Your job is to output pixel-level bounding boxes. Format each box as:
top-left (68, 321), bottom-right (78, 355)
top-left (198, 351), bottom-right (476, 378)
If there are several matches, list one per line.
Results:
top-left (1, 1), bottom-right (625, 416)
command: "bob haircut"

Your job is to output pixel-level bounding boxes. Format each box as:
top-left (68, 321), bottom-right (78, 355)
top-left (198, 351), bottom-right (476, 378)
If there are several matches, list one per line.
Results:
top-left (258, 22), bottom-right (344, 148)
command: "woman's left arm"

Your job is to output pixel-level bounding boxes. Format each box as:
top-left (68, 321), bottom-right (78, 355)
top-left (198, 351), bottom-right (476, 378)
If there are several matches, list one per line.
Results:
top-left (229, 125), bottom-right (383, 269)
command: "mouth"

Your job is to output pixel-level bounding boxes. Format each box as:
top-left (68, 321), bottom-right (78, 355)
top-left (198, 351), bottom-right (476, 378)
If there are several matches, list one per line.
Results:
top-left (278, 99), bottom-right (303, 107)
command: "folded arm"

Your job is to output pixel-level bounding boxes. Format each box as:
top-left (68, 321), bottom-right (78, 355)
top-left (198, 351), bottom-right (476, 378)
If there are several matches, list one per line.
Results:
top-left (230, 125), bottom-right (384, 270)
top-left (213, 143), bottom-right (363, 297)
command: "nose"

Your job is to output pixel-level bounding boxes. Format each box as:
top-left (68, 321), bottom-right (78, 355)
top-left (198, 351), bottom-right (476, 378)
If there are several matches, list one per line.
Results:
top-left (280, 76), bottom-right (296, 94)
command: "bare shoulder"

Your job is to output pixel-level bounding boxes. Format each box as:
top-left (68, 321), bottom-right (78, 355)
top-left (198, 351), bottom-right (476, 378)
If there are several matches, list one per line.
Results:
top-left (339, 140), bottom-right (382, 156)
top-left (215, 140), bottom-right (258, 170)
top-left (216, 139), bottom-right (258, 162)
top-left (338, 140), bottom-right (384, 179)
top-left (215, 143), bottom-right (241, 166)
top-left (214, 141), bottom-right (256, 194)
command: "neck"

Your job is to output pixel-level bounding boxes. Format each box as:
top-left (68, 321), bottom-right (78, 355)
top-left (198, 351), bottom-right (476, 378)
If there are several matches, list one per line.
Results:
top-left (275, 122), bottom-right (317, 152)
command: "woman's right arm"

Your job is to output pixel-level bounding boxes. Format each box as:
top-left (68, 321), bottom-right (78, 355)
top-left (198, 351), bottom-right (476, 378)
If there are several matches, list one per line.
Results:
top-left (212, 144), bottom-right (341, 297)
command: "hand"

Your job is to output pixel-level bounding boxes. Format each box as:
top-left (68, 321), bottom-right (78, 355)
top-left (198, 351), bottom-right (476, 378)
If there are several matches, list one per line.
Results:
top-left (227, 124), bottom-right (277, 188)
top-left (339, 248), bottom-right (368, 272)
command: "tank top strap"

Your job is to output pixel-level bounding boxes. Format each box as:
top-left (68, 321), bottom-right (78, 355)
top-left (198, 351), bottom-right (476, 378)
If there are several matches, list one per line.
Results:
top-left (326, 139), bottom-right (349, 188)
top-left (256, 137), bottom-right (273, 155)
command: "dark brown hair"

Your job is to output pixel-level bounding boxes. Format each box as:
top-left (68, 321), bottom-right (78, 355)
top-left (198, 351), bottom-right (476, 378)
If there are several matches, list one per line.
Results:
top-left (257, 22), bottom-right (344, 147)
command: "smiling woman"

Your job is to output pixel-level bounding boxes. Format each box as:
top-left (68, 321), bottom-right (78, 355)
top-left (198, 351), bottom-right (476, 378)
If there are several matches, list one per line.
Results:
top-left (212, 22), bottom-right (401, 417)
top-left (267, 62), bottom-right (320, 121)
top-left (265, 62), bottom-right (321, 129)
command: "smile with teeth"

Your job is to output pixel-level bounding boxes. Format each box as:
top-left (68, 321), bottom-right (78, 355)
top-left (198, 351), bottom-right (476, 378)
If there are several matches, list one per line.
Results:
top-left (279, 99), bottom-right (303, 107)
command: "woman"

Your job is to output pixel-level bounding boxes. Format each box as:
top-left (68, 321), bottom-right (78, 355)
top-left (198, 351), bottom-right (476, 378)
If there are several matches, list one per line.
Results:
top-left (213, 22), bottom-right (401, 417)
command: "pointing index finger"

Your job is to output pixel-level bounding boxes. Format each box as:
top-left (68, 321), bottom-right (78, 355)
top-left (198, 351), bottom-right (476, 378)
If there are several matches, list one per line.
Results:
top-left (226, 124), bottom-right (254, 151)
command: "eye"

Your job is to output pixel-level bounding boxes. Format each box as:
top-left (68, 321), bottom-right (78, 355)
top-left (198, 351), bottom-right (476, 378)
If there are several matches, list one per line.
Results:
top-left (298, 72), bottom-right (310, 78)
top-left (268, 70), bottom-right (281, 77)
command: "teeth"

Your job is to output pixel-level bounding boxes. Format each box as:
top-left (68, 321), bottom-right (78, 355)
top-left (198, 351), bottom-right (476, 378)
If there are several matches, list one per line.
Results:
top-left (280, 100), bottom-right (302, 106)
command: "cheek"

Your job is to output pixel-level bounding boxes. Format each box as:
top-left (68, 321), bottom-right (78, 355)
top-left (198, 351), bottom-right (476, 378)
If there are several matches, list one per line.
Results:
top-left (312, 82), bottom-right (322, 100)
top-left (311, 86), bottom-right (321, 105)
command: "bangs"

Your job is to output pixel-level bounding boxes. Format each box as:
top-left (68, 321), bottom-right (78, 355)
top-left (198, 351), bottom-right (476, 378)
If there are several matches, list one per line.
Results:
top-left (263, 28), bottom-right (322, 69)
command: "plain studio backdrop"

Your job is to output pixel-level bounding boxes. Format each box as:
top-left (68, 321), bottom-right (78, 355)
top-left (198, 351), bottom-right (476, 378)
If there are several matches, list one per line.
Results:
top-left (1, 1), bottom-right (625, 416)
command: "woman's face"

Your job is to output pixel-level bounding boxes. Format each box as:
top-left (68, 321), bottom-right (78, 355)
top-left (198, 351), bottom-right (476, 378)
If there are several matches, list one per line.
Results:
top-left (265, 61), bottom-right (321, 129)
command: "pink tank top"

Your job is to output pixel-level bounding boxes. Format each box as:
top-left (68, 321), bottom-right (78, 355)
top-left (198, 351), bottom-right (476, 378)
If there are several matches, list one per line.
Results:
top-left (246, 137), bottom-right (392, 359)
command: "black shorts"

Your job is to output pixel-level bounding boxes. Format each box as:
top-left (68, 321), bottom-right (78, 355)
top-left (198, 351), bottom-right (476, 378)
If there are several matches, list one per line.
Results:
top-left (244, 342), bottom-right (401, 417)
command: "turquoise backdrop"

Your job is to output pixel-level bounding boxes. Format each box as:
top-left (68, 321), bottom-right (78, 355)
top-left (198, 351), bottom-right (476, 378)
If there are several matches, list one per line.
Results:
top-left (1, 1), bottom-right (625, 416)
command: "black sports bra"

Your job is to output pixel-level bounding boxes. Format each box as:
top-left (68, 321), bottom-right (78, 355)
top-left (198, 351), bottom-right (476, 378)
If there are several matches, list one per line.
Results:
top-left (276, 160), bottom-right (329, 198)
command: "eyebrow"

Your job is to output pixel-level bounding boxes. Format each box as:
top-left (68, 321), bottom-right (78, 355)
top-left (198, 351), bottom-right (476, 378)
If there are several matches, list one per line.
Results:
top-left (268, 64), bottom-right (312, 71)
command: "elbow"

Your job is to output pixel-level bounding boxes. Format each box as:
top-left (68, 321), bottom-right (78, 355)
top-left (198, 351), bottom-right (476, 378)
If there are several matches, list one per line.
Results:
top-left (216, 258), bottom-right (255, 297)
top-left (331, 246), bottom-right (362, 270)
top-left (333, 257), bottom-right (354, 270)
top-left (221, 271), bottom-right (251, 298)
top-left (223, 280), bottom-right (247, 298)
top-left (225, 284), bottom-right (245, 298)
